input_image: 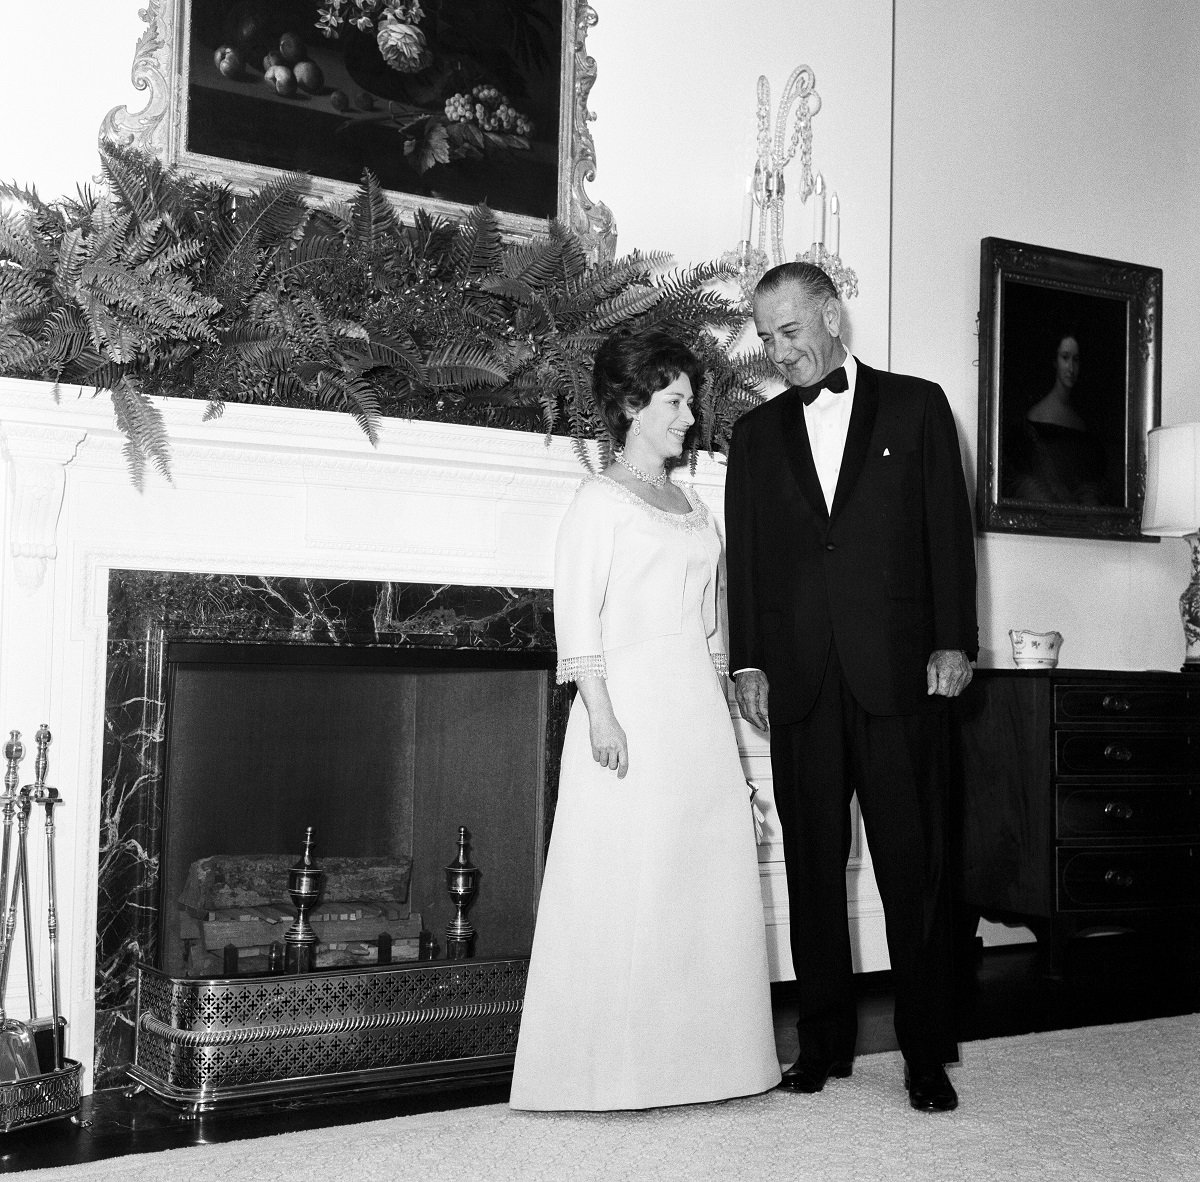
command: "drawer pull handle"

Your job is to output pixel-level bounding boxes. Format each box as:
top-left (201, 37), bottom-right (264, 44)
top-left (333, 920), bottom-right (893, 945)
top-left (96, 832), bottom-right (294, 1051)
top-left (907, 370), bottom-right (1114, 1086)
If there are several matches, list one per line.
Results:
top-left (1103, 743), bottom-right (1133, 763)
top-left (1101, 694), bottom-right (1131, 712)
top-left (1103, 802), bottom-right (1134, 821)
top-left (1104, 869), bottom-right (1134, 889)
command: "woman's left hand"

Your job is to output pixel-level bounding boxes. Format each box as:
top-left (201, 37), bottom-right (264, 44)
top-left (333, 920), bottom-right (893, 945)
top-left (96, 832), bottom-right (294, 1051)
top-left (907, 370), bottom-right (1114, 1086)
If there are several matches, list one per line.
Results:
top-left (589, 712), bottom-right (629, 779)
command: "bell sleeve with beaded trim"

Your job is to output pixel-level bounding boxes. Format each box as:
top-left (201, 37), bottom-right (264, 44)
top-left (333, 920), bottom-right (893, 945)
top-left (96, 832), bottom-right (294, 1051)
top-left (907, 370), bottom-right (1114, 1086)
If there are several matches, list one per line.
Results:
top-left (553, 483), bottom-right (616, 684)
top-left (708, 540), bottom-right (730, 678)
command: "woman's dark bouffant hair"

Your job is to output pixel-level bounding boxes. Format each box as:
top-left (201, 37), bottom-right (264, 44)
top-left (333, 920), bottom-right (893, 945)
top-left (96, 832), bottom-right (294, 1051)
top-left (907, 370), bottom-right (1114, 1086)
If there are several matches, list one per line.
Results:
top-left (592, 327), bottom-right (704, 446)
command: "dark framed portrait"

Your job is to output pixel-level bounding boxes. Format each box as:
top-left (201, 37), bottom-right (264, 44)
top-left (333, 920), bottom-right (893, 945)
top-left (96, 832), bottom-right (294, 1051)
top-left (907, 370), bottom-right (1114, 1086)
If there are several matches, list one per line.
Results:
top-left (977, 237), bottom-right (1161, 541)
top-left (100, 0), bottom-right (615, 258)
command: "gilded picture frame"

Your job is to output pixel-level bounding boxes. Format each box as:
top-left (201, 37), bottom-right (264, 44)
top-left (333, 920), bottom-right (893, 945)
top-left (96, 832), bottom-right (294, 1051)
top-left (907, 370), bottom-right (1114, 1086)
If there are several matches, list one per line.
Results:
top-left (100, 0), bottom-right (616, 259)
top-left (977, 237), bottom-right (1162, 541)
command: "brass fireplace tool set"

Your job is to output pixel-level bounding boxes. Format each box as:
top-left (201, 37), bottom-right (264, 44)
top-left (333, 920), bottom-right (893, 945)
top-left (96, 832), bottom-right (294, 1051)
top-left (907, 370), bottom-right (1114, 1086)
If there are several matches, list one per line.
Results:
top-left (0, 726), bottom-right (82, 1131)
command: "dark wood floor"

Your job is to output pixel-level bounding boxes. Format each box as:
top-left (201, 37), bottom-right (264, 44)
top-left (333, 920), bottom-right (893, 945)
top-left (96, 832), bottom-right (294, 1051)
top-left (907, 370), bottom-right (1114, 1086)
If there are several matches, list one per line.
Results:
top-left (3, 932), bottom-right (1198, 1172)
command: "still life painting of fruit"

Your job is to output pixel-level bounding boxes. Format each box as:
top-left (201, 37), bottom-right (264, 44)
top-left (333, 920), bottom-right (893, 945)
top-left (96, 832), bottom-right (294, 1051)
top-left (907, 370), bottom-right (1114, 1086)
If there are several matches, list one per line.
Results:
top-left (188, 0), bottom-right (561, 218)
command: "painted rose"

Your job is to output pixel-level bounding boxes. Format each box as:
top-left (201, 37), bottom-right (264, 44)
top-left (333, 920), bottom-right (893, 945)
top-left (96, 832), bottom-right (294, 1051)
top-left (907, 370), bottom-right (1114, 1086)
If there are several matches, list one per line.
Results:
top-left (377, 15), bottom-right (431, 72)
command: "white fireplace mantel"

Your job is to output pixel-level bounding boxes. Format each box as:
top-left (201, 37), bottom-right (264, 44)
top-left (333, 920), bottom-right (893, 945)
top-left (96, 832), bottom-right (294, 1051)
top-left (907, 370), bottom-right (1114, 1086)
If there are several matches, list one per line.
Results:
top-left (0, 377), bottom-right (886, 1092)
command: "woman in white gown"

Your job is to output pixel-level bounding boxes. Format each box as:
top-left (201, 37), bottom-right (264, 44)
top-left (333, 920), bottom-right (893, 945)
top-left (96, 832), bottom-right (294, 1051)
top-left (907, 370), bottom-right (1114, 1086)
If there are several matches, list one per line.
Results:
top-left (509, 328), bottom-right (781, 1111)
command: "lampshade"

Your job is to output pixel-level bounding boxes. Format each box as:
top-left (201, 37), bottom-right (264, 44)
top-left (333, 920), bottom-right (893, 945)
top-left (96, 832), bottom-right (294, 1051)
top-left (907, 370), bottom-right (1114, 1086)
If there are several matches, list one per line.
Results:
top-left (1141, 422), bottom-right (1200, 537)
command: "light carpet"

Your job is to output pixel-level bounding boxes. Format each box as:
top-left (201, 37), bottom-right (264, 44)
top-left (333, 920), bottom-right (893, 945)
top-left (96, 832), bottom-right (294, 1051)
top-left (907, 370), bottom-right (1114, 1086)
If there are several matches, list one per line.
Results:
top-left (30, 1015), bottom-right (1200, 1181)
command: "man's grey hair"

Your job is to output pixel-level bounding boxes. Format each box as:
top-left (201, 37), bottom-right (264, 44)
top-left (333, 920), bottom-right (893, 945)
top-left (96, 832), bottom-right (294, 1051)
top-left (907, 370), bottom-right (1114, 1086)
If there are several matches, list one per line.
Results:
top-left (755, 261), bottom-right (839, 305)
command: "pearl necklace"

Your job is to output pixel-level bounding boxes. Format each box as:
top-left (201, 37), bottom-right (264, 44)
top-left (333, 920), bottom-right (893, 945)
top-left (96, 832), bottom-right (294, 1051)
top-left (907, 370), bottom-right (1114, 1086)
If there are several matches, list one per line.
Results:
top-left (614, 450), bottom-right (668, 490)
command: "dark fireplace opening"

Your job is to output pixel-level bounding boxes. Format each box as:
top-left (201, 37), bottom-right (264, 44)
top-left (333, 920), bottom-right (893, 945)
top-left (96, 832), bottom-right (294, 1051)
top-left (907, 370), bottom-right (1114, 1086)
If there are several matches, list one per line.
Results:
top-left (160, 642), bottom-right (553, 977)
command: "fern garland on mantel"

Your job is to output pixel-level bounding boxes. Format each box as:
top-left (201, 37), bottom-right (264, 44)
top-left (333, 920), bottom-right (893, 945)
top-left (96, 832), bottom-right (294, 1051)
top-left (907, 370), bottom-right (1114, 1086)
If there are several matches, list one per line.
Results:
top-left (0, 141), bottom-right (769, 487)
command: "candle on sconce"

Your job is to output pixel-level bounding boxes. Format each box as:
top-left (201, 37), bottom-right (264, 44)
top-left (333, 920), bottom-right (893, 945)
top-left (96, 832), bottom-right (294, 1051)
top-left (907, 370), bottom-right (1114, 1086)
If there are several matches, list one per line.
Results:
top-left (740, 173), bottom-right (755, 243)
top-left (811, 172), bottom-right (826, 247)
top-left (828, 191), bottom-right (840, 257)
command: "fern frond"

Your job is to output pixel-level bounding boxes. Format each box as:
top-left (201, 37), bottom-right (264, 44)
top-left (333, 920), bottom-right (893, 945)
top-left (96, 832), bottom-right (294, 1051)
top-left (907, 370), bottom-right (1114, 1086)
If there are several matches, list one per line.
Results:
top-left (570, 433), bottom-right (595, 473)
top-left (423, 343), bottom-right (508, 389)
top-left (54, 227), bottom-right (88, 298)
top-left (0, 266), bottom-right (48, 314)
top-left (0, 326), bottom-right (42, 373)
top-left (500, 234), bottom-right (581, 288)
top-left (80, 261), bottom-right (220, 347)
top-left (275, 231), bottom-right (343, 282)
top-left (108, 378), bottom-right (171, 490)
top-left (546, 221), bottom-right (590, 282)
top-left (0, 180), bottom-right (45, 209)
top-left (587, 287), bottom-right (663, 330)
top-left (655, 259), bottom-right (732, 293)
top-left (82, 207), bottom-right (133, 269)
top-left (97, 140), bottom-right (170, 225)
top-left (452, 205), bottom-right (504, 279)
top-left (143, 240), bottom-right (207, 277)
top-left (349, 170), bottom-right (402, 252)
top-left (362, 335), bottom-right (424, 379)
top-left (0, 212), bottom-right (45, 270)
top-left (233, 171), bottom-right (314, 249)
top-left (538, 385), bottom-right (558, 433)
top-left (731, 347), bottom-right (783, 387)
top-left (124, 216), bottom-right (168, 268)
top-left (478, 274), bottom-right (537, 306)
top-left (40, 306), bottom-right (91, 373)
top-left (309, 371), bottom-right (382, 443)
top-left (223, 339), bottom-right (295, 373)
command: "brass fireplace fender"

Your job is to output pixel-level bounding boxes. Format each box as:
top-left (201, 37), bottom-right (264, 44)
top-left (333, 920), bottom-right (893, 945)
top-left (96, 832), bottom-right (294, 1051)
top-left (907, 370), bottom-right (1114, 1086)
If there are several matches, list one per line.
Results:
top-left (129, 958), bottom-right (528, 1115)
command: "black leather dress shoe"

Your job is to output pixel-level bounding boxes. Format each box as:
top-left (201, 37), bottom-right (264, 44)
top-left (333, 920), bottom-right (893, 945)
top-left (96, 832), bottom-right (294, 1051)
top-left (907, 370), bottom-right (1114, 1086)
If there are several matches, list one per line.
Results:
top-left (904, 1063), bottom-right (958, 1112)
top-left (778, 1056), bottom-right (853, 1094)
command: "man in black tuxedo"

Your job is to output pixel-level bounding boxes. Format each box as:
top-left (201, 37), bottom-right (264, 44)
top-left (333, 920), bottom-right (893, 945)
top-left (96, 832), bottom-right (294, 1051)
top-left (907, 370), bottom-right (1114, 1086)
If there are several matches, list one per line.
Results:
top-left (725, 262), bottom-right (977, 1112)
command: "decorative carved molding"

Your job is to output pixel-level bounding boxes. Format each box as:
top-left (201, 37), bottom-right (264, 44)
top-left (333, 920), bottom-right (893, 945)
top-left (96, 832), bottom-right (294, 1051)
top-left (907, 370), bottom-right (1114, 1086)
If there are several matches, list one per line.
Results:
top-left (98, 2), bottom-right (174, 161)
top-left (567, 3), bottom-right (617, 260)
top-left (0, 424), bottom-right (86, 589)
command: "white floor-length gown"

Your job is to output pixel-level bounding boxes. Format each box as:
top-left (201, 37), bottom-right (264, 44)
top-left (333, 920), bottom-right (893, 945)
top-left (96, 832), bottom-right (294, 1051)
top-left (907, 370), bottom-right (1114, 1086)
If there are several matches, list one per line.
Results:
top-left (509, 475), bottom-right (781, 1111)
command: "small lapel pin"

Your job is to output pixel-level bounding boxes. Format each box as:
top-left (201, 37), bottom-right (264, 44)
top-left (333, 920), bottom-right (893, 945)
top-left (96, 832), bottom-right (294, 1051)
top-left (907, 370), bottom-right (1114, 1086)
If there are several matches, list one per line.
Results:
top-left (883, 447), bottom-right (891, 457)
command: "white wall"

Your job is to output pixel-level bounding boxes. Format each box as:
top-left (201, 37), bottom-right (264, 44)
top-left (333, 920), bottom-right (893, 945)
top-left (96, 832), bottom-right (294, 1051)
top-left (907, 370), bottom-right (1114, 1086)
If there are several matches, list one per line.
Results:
top-left (1, 3), bottom-right (145, 202)
top-left (588, 0), bottom-right (894, 366)
top-left (892, 0), bottom-right (1200, 673)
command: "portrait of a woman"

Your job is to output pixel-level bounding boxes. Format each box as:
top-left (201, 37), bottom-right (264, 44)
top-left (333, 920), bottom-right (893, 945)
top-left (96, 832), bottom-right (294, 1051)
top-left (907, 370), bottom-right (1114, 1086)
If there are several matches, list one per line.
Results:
top-left (1002, 328), bottom-right (1110, 506)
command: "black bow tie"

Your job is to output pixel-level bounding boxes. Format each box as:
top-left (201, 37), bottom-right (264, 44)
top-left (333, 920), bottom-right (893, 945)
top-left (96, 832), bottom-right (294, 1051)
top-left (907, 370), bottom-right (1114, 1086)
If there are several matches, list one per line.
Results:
top-left (796, 366), bottom-right (849, 405)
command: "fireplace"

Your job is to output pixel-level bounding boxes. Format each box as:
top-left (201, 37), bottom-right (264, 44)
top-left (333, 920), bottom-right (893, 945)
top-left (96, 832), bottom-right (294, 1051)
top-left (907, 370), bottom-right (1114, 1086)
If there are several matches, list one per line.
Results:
top-left (95, 570), bottom-right (566, 1088)
top-left (0, 384), bottom-right (805, 1099)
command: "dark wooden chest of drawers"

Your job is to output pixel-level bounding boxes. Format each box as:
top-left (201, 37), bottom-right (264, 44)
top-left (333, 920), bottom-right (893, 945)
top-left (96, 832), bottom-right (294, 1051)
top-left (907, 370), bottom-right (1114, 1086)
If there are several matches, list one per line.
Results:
top-left (950, 669), bottom-right (1199, 969)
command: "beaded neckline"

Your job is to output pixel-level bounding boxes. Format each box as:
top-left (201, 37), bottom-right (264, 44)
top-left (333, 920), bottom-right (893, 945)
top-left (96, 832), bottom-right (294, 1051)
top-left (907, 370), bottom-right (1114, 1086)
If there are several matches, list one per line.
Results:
top-left (589, 474), bottom-right (709, 530)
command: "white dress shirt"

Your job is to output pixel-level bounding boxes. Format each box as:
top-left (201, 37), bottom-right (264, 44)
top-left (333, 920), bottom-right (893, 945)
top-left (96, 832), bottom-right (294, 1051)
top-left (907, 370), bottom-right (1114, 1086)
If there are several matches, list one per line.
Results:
top-left (804, 347), bottom-right (855, 513)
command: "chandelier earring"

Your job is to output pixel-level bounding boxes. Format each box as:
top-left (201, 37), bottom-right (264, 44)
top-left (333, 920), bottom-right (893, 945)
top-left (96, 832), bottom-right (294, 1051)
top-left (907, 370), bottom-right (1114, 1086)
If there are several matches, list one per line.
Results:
top-left (632, 417), bottom-right (642, 437)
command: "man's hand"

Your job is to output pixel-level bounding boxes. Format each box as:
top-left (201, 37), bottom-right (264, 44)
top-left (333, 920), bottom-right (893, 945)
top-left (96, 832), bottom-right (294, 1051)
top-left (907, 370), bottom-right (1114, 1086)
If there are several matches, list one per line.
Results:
top-left (735, 669), bottom-right (770, 731)
top-left (926, 649), bottom-right (973, 697)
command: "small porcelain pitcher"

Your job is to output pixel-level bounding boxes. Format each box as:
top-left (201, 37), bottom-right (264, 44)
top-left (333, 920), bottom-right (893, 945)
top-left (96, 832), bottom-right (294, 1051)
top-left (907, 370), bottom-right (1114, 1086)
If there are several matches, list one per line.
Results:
top-left (1009, 629), bottom-right (1063, 667)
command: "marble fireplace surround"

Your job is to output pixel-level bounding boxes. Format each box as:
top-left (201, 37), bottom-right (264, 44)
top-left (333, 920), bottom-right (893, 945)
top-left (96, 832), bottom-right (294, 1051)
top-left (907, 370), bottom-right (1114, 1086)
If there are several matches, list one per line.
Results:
top-left (95, 569), bottom-right (566, 1087)
top-left (0, 377), bottom-right (887, 1094)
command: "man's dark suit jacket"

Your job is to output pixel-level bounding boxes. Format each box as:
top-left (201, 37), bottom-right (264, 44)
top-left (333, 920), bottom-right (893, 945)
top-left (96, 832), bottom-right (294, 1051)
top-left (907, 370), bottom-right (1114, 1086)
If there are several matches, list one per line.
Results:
top-left (725, 357), bottom-right (978, 724)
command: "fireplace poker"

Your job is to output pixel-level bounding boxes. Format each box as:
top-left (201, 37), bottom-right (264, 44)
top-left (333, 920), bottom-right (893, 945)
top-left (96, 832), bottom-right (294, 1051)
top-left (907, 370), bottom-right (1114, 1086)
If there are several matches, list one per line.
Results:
top-left (31, 725), bottom-right (63, 1072)
top-left (0, 733), bottom-right (21, 978)
top-left (14, 771), bottom-right (37, 1018)
top-left (0, 732), bottom-right (38, 1081)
